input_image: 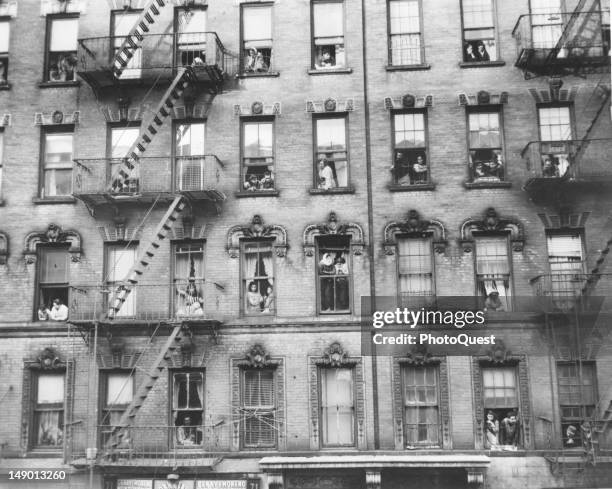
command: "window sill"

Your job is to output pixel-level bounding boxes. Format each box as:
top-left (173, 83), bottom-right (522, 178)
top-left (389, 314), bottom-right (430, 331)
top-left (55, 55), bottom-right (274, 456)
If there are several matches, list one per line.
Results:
top-left (309, 187), bottom-right (355, 195)
top-left (464, 180), bottom-right (512, 189)
top-left (459, 60), bottom-right (506, 69)
top-left (38, 80), bottom-right (81, 89)
top-left (0, 83), bottom-right (11, 91)
top-left (308, 68), bottom-right (353, 76)
top-left (235, 190), bottom-right (280, 198)
top-left (388, 183), bottom-right (436, 192)
top-left (33, 196), bottom-right (76, 204)
top-left (236, 71), bottom-right (280, 79)
top-left (385, 64), bottom-right (431, 71)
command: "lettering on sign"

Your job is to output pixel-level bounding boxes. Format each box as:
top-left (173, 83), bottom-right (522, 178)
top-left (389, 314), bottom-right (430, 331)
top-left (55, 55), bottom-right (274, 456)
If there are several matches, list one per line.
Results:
top-left (117, 481), bottom-right (153, 489)
top-left (196, 481), bottom-right (248, 489)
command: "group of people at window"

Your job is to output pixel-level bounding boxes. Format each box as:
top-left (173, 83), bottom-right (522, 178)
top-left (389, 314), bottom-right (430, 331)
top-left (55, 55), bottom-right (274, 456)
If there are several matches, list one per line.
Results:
top-left (463, 40), bottom-right (492, 63)
top-left (246, 281), bottom-right (274, 314)
top-left (244, 47), bottom-right (270, 73)
top-left (243, 168), bottom-right (275, 192)
top-left (319, 248), bottom-right (350, 312)
top-left (391, 150), bottom-right (429, 185)
top-left (38, 298), bottom-right (69, 321)
top-left (484, 410), bottom-right (521, 449)
top-left (317, 154), bottom-right (348, 189)
top-left (541, 153), bottom-right (570, 178)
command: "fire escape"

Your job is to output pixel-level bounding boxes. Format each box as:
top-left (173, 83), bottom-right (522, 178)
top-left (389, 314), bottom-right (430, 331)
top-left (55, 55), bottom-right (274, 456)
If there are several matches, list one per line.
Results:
top-left (515, 2), bottom-right (612, 483)
top-left (68, 0), bottom-right (235, 469)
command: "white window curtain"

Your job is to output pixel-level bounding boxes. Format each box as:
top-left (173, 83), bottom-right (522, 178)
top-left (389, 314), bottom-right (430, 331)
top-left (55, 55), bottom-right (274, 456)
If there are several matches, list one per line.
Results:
top-left (38, 374), bottom-right (64, 403)
top-left (398, 238), bottom-right (433, 296)
top-left (107, 246), bottom-right (137, 316)
top-left (321, 368), bottom-right (354, 446)
top-left (107, 373), bottom-right (133, 406)
top-left (476, 238), bottom-right (511, 309)
top-left (547, 235), bottom-right (585, 300)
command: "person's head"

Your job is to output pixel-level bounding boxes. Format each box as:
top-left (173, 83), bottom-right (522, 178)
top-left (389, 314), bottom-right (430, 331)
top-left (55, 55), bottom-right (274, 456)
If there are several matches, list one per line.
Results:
top-left (466, 43), bottom-right (473, 54)
top-left (416, 155), bottom-right (425, 164)
top-left (478, 42), bottom-right (486, 53)
top-left (487, 410), bottom-right (496, 421)
top-left (249, 47), bottom-right (257, 56)
top-left (567, 425), bottom-right (577, 437)
top-left (264, 170), bottom-right (272, 178)
top-left (266, 285), bottom-right (273, 295)
top-left (183, 415), bottom-right (192, 425)
top-left (249, 174), bottom-right (258, 183)
top-left (507, 411), bottom-right (517, 423)
top-left (186, 282), bottom-right (197, 295)
top-left (488, 291), bottom-right (500, 300)
top-left (248, 282), bottom-right (258, 292)
top-left (53, 298), bottom-right (61, 307)
top-left (321, 49), bottom-right (331, 61)
top-left (336, 256), bottom-right (346, 265)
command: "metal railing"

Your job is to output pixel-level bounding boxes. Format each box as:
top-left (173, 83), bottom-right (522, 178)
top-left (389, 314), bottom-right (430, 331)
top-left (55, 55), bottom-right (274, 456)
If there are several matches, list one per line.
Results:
top-left (73, 155), bottom-right (224, 197)
top-left (521, 139), bottom-right (612, 182)
top-left (512, 10), bottom-right (610, 71)
top-left (529, 272), bottom-right (611, 311)
top-left (77, 32), bottom-right (237, 80)
top-left (69, 281), bottom-right (208, 321)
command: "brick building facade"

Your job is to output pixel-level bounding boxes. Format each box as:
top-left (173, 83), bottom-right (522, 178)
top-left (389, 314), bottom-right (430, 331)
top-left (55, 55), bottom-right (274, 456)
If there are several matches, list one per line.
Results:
top-left (0, 0), bottom-right (611, 488)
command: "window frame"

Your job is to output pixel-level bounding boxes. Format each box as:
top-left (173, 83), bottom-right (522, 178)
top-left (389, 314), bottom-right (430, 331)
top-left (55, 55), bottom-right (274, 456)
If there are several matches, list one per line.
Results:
top-left (30, 370), bottom-right (66, 450)
top-left (401, 364), bottom-right (440, 447)
top-left (396, 236), bottom-right (435, 308)
top-left (169, 369), bottom-right (206, 448)
top-left (35, 243), bottom-right (71, 321)
top-left (310, 0), bottom-right (346, 70)
top-left (99, 370), bottom-right (135, 447)
top-left (240, 2), bottom-right (274, 74)
top-left (313, 113), bottom-right (350, 190)
top-left (173, 119), bottom-right (207, 192)
top-left (104, 242), bottom-right (139, 318)
top-left (173, 5), bottom-right (208, 68)
top-left (171, 240), bottom-right (206, 317)
top-left (537, 104), bottom-right (575, 141)
top-left (240, 116), bottom-right (276, 193)
top-left (466, 106), bottom-right (506, 183)
top-left (318, 366), bottom-right (356, 447)
top-left (0, 16), bottom-right (10, 85)
top-left (316, 235), bottom-right (352, 315)
top-left (107, 122), bottom-right (142, 193)
top-left (481, 365), bottom-right (521, 447)
top-left (240, 238), bottom-right (275, 317)
top-left (391, 109), bottom-right (430, 186)
top-left (39, 124), bottom-right (75, 198)
top-left (459, 0), bottom-right (499, 63)
top-left (387, 0), bottom-right (425, 66)
top-left (473, 234), bottom-right (513, 310)
top-left (240, 368), bottom-right (277, 449)
top-left (44, 13), bottom-right (79, 83)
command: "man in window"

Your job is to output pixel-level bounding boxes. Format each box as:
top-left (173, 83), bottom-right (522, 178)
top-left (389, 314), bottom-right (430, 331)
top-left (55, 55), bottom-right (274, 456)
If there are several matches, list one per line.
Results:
top-left (49, 298), bottom-right (68, 321)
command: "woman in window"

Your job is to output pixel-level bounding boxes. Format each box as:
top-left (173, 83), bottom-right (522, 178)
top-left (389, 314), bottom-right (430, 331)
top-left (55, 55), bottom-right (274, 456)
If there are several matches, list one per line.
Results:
top-left (177, 281), bottom-right (204, 316)
top-left (246, 281), bottom-right (263, 313)
top-left (410, 154), bottom-right (428, 184)
top-left (262, 285), bottom-right (274, 313)
top-left (319, 253), bottom-right (335, 311)
top-left (485, 410), bottom-right (500, 447)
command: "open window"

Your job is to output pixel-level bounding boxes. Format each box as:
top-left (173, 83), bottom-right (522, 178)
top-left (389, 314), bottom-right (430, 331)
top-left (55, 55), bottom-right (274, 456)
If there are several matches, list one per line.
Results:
top-left (314, 115), bottom-right (349, 189)
top-left (109, 125), bottom-right (140, 193)
top-left (538, 106), bottom-right (573, 178)
top-left (45, 15), bottom-right (78, 83)
top-left (475, 236), bottom-right (512, 311)
top-left (175, 7), bottom-right (207, 67)
top-left (40, 127), bottom-right (74, 198)
top-left (557, 362), bottom-right (596, 448)
top-left (461, 0), bottom-right (498, 62)
top-left (468, 109), bottom-right (504, 182)
top-left (312, 1), bottom-right (345, 69)
top-left (175, 122), bottom-right (206, 191)
top-left (317, 235), bottom-right (351, 314)
top-left (392, 111), bottom-right (428, 185)
top-left (173, 241), bottom-right (205, 317)
top-left (482, 366), bottom-right (521, 448)
top-left (241, 119), bottom-right (275, 192)
top-left (388, 0), bottom-right (424, 66)
top-left (172, 371), bottom-right (204, 447)
top-left (241, 240), bottom-right (275, 315)
top-left (242, 3), bottom-right (272, 73)
top-left (37, 245), bottom-right (70, 321)
top-left (32, 372), bottom-right (65, 449)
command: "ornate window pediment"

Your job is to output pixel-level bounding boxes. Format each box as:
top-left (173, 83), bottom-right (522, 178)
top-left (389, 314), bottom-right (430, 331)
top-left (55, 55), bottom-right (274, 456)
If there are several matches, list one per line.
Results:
top-left (235, 344), bottom-right (281, 369)
top-left (25, 347), bottom-right (66, 370)
top-left (227, 215), bottom-right (288, 258)
top-left (24, 224), bottom-right (82, 263)
top-left (303, 212), bottom-right (364, 256)
top-left (384, 93), bottom-right (433, 110)
top-left (0, 231), bottom-right (8, 265)
top-left (458, 91), bottom-right (508, 106)
top-left (40, 0), bottom-right (86, 16)
top-left (314, 342), bottom-right (357, 367)
top-left (459, 207), bottom-right (524, 253)
top-left (306, 98), bottom-right (355, 113)
top-left (234, 101), bottom-right (281, 116)
top-left (34, 111), bottom-right (79, 126)
top-left (383, 209), bottom-right (447, 255)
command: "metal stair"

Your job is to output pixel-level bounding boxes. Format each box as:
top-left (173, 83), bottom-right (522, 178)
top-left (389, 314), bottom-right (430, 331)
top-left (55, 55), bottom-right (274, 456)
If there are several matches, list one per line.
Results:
top-left (113, 0), bottom-right (166, 79)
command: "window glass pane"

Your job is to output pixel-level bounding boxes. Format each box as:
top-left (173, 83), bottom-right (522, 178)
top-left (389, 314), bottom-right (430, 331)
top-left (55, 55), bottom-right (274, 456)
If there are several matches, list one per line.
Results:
top-left (462, 0), bottom-right (494, 28)
top-left (111, 127), bottom-right (140, 158)
top-left (318, 236), bottom-right (350, 312)
top-left (316, 118), bottom-right (346, 150)
top-left (244, 122), bottom-right (273, 158)
top-left (390, 0), bottom-right (420, 34)
top-left (0, 21), bottom-right (9, 52)
top-left (313, 3), bottom-right (343, 38)
top-left (394, 113), bottom-right (425, 148)
top-left (107, 373), bottom-right (133, 406)
top-left (538, 107), bottom-right (571, 141)
top-left (476, 238), bottom-right (509, 275)
top-left (44, 133), bottom-right (73, 168)
top-left (40, 247), bottom-right (69, 283)
top-left (50, 18), bottom-right (78, 51)
top-left (38, 374), bottom-right (64, 403)
top-left (176, 123), bottom-right (205, 156)
top-left (113, 12), bottom-right (140, 38)
top-left (177, 9), bottom-right (206, 35)
top-left (244, 6), bottom-right (272, 41)
top-left (244, 370), bottom-right (274, 407)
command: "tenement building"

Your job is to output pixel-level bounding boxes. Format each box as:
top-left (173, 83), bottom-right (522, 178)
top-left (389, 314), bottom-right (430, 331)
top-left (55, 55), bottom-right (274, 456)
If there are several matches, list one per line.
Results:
top-left (1, 0), bottom-right (612, 488)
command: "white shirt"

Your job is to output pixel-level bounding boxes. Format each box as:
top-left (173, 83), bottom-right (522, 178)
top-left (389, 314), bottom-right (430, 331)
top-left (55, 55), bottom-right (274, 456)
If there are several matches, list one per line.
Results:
top-left (319, 165), bottom-right (334, 189)
top-left (49, 304), bottom-right (68, 321)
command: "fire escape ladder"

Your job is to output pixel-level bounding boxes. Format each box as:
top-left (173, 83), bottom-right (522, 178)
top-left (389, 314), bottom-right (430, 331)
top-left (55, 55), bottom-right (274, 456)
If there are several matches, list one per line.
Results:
top-left (112, 0), bottom-right (167, 79)
top-left (103, 323), bottom-right (185, 452)
top-left (545, 0), bottom-right (602, 65)
top-left (573, 84), bottom-right (611, 169)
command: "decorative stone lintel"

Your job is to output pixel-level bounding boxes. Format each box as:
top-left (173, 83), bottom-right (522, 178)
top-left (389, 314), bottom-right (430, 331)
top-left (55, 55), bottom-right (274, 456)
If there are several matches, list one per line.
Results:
top-left (365, 470), bottom-right (382, 489)
top-left (0, 0), bottom-right (18, 17)
top-left (1, 114), bottom-right (11, 127)
top-left (459, 207), bottom-right (524, 253)
top-left (315, 342), bottom-right (357, 367)
top-left (384, 93), bottom-right (433, 110)
top-left (458, 91), bottom-right (508, 106)
top-left (24, 224), bottom-right (82, 264)
top-left (100, 105), bottom-right (146, 123)
top-left (303, 212), bottom-right (365, 256)
top-left (234, 101), bottom-right (281, 116)
top-left (34, 111), bottom-right (80, 126)
top-left (226, 215), bottom-right (289, 258)
top-left (528, 85), bottom-right (578, 104)
top-left (306, 98), bottom-right (355, 113)
top-left (235, 344), bottom-right (281, 369)
top-left (383, 210), bottom-right (447, 255)
top-left (40, 0), bottom-right (87, 15)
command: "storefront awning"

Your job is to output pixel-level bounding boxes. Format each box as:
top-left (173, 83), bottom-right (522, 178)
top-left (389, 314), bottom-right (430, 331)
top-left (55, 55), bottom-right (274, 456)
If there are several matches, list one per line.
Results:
top-left (259, 454), bottom-right (490, 470)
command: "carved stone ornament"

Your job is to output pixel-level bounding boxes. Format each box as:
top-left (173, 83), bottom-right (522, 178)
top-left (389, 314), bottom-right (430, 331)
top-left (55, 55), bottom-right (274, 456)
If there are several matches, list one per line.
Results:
top-left (37, 347), bottom-right (63, 370)
top-left (402, 344), bottom-right (437, 366)
top-left (458, 91), bottom-right (508, 106)
top-left (459, 207), bottom-right (524, 253)
top-left (34, 111), bottom-right (80, 126)
top-left (484, 340), bottom-right (513, 365)
top-left (24, 224), bottom-right (82, 263)
top-left (316, 342), bottom-right (357, 367)
top-left (303, 212), bottom-right (365, 256)
top-left (0, 232), bottom-right (8, 265)
top-left (383, 210), bottom-right (447, 255)
top-left (306, 99), bottom-right (355, 113)
top-left (236, 344), bottom-right (280, 369)
top-left (0, 0), bottom-right (18, 17)
top-left (40, 0), bottom-right (86, 16)
top-left (234, 102), bottom-right (281, 116)
top-left (1, 114), bottom-right (11, 127)
top-left (384, 94), bottom-right (433, 110)
top-left (226, 215), bottom-right (288, 258)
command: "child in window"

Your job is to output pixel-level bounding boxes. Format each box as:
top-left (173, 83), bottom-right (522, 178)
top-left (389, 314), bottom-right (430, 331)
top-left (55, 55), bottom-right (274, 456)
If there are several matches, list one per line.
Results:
top-left (244, 174), bottom-right (260, 191)
top-left (246, 281), bottom-right (263, 313)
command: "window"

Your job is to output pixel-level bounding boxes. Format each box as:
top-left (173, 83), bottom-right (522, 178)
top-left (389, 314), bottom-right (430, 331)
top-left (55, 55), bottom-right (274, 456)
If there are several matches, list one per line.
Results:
top-left (0, 19), bottom-right (9, 84)
top-left (388, 0), bottom-right (423, 66)
top-left (112, 11), bottom-right (142, 79)
top-left (32, 372), bottom-right (64, 448)
top-left (106, 244), bottom-right (137, 317)
top-left (392, 111), bottom-right (428, 185)
top-left (173, 242), bottom-right (205, 317)
top-left (317, 235), bottom-right (350, 314)
top-left (176, 8), bottom-right (207, 67)
top-left (312, 1), bottom-right (345, 69)
top-left (398, 238), bottom-right (434, 308)
top-left (242, 369), bottom-right (276, 448)
top-left (461, 0), bottom-right (497, 62)
top-left (314, 116), bottom-right (348, 189)
top-left (468, 109), bottom-right (504, 182)
top-left (320, 368), bottom-right (354, 446)
top-left (402, 365), bottom-right (439, 446)
top-left (241, 119), bottom-right (275, 192)
top-left (37, 245), bottom-right (70, 318)
top-left (482, 367), bottom-right (520, 447)
top-left (172, 371), bottom-right (204, 447)
top-left (109, 125), bottom-right (140, 193)
top-left (45, 15), bottom-right (78, 83)
top-left (41, 128), bottom-right (74, 197)
top-left (538, 106), bottom-right (572, 178)
top-left (175, 122), bottom-right (206, 191)
top-left (530, 0), bottom-right (563, 50)
top-left (100, 372), bottom-right (133, 446)
top-left (475, 237), bottom-right (511, 311)
top-left (242, 4), bottom-right (272, 73)
top-left (546, 234), bottom-right (585, 305)
top-left (557, 362), bottom-right (596, 447)
top-left (242, 240), bottom-right (274, 315)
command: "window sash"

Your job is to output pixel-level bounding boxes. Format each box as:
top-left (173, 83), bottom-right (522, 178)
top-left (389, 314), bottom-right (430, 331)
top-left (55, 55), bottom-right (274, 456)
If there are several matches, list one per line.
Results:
top-left (105, 373), bottom-right (133, 407)
top-left (173, 372), bottom-right (204, 410)
top-left (49, 18), bottom-right (78, 52)
top-left (0, 21), bottom-right (9, 53)
top-left (243, 370), bottom-right (275, 408)
top-left (243, 5), bottom-right (272, 42)
top-left (39, 247), bottom-right (70, 284)
top-left (243, 121), bottom-right (274, 159)
top-left (394, 112), bottom-right (426, 148)
top-left (482, 367), bottom-right (518, 407)
top-left (398, 238), bottom-right (433, 296)
top-left (403, 366), bottom-right (439, 445)
top-left (174, 243), bottom-right (205, 280)
top-left (538, 107), bottom-right (572, 141)
top-left (558, 363), bottom-right (596, 406)
top-left (313, 2), bottom-right (344, 38)
top-left (320, 368), bottom-right (354, 446)
top-left (462, 0), bottom-right (494, 29)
